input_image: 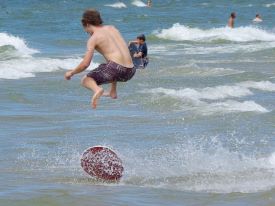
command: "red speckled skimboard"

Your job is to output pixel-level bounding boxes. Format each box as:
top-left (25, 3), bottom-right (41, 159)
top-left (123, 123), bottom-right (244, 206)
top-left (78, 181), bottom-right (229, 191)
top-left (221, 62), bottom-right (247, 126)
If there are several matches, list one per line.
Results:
top-left (81, 146), bottom-right (124, 181)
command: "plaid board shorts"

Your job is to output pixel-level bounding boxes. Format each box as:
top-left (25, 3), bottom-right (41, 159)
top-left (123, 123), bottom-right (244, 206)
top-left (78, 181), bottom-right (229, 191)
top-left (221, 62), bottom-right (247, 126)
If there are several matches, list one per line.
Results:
top-left (87, 61), bottom-right (136, 85)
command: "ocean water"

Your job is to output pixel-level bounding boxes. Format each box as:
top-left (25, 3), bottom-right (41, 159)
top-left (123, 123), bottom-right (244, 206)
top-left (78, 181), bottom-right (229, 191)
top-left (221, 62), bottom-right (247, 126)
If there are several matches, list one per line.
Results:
top-left (1, 0), bottom-right (275, 205)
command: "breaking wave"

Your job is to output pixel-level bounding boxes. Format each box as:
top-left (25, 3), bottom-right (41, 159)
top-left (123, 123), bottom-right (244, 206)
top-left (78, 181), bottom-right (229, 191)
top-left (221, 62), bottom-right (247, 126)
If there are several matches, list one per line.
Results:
top-left (132, 0), bottom-right (147, 7)
top-left (0, 32), bottom-right (98, 79)
top-left (105, 2), bottom-right (127, 8)
top-left (144, 81), bottom-right (275, 115)
top-left (155, 23), bottom-right (275, 42)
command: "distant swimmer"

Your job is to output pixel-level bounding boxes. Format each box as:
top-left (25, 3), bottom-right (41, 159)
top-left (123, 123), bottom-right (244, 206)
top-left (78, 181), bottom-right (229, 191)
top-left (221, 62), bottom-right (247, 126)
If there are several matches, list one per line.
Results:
top-left (253, 14), bottom-right (263, 23)
top-left (64, 9), bottom-right (135, 109)
top-left (128, 34), bottom-right (149, 69)
top-left (147, 0), bottom-right (152, 7)
top-left (228, 12), bottom-right (236, 28)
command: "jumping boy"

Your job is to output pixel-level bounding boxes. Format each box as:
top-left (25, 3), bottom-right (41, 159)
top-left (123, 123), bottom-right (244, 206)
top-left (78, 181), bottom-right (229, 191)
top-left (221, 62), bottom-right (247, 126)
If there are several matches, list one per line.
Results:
top-left (64, 9), bottom-right (135, 109)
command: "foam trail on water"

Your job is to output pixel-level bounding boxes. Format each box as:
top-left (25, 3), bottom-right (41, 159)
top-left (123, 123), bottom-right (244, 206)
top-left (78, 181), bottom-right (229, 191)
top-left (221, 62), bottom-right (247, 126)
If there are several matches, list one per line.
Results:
top-left (105, 2), bottom-right (127, 8)
top-left (132, 0), bottom-right (147, 7)
top-left (16, 136), bottom-right (275, 193)
top-left (16, 141), bottom-right (83, 176)
top-left (122, 138), bottom-right (275, 193)
top-left (155, 23), bottom-right (275, 42)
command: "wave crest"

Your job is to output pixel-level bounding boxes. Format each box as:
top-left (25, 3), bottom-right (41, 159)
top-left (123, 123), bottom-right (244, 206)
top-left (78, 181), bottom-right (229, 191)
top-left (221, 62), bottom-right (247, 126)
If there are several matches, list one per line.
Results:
top-left (0, 57), bottom-right (99, 79)
top-left (144, 81), bottom-right (275, 115)
top-left (132, 0), bottom-right (147, 7)
top-left (155, 23), bottom-right (275, 42)
top-left (105, 2), bottom-right (127, 8)
top-left (0, 32), bottom-right (38, 57)
top-left (0, 32), bottom-right (100, 80)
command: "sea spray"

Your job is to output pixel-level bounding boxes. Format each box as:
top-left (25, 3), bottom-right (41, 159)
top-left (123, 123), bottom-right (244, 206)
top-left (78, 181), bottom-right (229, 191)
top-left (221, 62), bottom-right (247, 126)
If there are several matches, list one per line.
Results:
top-left (122, 136), bottom-right (275, 193)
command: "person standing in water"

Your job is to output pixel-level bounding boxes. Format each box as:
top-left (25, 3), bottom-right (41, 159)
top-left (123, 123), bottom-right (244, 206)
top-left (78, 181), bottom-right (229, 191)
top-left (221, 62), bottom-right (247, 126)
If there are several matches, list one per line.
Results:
top-left (228, 12), bottom-right (236, 28)
top-left (253, 14), bottom-right (263, 23)
top-left (128, 34), bottom-right (149, 69)
top-left (64, 9), bottom-right (135, 109)
top-left (147, 0), bottom-right (152, 7)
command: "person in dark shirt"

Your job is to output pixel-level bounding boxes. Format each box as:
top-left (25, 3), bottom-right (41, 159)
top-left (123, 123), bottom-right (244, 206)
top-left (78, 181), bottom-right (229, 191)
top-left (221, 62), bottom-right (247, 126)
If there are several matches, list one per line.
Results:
top-left (128, 34), bottom-right (149, 69)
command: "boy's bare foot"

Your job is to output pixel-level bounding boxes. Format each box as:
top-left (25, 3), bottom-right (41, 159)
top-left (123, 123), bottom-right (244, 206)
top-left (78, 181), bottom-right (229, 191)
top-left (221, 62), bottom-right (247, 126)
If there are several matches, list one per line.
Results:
top-left (103, 91), bottom-right (117, 99)
top-left (91, 88), bottom-right (104, 109)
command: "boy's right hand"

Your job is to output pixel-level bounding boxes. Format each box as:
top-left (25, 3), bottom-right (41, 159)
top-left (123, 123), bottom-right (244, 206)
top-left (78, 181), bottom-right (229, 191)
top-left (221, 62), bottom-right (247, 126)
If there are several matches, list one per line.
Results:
top-left (64, 70), bottom-right (74, 80)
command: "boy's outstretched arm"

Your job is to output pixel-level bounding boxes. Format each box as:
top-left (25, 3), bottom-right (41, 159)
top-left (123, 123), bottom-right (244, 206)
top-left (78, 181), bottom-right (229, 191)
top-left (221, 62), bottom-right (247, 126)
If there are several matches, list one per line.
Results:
top-left (65, 37), bottom-right (95, 80)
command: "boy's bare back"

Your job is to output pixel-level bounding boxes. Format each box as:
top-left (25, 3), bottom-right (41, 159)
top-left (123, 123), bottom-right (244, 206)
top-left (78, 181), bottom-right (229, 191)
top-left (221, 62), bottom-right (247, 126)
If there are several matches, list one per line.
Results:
top-left (88, 25), bottom-right (133, 68)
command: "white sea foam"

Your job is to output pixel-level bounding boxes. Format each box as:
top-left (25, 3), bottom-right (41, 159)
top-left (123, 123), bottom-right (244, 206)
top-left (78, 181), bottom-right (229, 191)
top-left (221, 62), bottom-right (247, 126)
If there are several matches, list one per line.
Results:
top-left (269, 153), bottom-right (275, 168)
top-left (131, 0), bottom-right (147, 7)
top-left (184, 42), bottom-right (275, 54)
top-left (105, 2), bottom-right (127, 8)
top-left (149, 85), bottom-right (253, 101)
top-left (0, 57), bottom-right (99, 79)
top-left (155, 23), bottom-right (275, 42)
top-left (0, 32), bottom-right (100, 79)
top-left (203, 100), bottom-right (268, 114)
top-left (238, 81), bottom-right (275, 91)
top-left (264, 3), bottom-right (275, 7)
top-left (0, 32), bottom-right (38, 56)
top-left (150, 41), bottom-right (275, 55)
top-left (145, 81), bottom-right (275, 115)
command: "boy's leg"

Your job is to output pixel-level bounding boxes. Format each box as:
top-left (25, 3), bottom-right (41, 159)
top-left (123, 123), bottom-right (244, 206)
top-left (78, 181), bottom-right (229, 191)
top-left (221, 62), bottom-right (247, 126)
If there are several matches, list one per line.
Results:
top-left (81, 76), bottom-right (104, 109)
top-left (103, 82), bottom-right (117, 99)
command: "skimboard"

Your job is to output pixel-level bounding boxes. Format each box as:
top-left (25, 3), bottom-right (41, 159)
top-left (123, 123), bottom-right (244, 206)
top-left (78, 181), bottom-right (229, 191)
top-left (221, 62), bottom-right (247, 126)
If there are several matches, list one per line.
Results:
top-left (81, 146), bottom-right (124, 181)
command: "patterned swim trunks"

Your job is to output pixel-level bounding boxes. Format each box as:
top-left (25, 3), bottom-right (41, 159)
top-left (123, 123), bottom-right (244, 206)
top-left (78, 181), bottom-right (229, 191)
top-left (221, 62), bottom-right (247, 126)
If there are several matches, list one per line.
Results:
top-left (87, 61), bottom-right (136, 85)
